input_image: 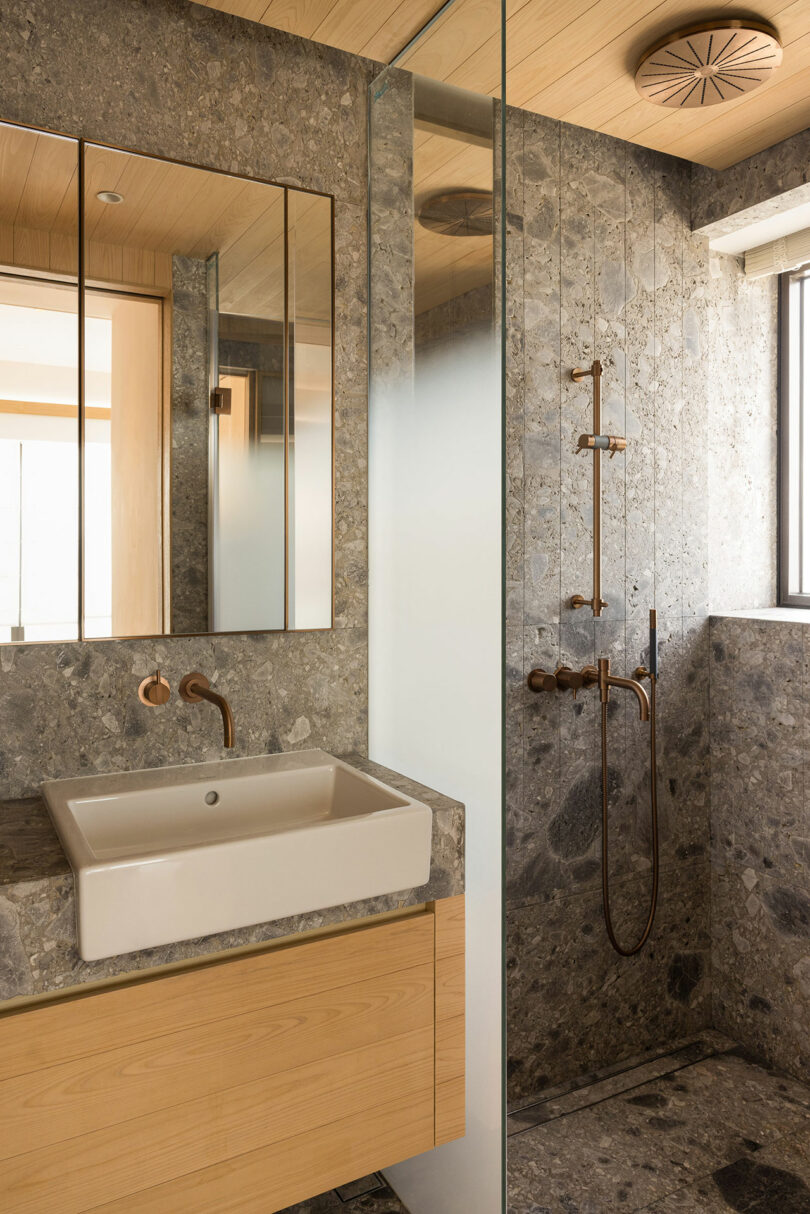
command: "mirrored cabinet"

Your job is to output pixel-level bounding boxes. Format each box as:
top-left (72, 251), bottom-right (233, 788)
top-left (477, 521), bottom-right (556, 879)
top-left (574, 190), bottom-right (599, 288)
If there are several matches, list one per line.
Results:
top-left (0, 121), bottom-right (334, 644)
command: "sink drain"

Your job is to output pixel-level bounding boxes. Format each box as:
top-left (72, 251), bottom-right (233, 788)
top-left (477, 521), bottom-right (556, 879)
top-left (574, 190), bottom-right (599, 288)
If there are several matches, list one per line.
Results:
top-left (204, 790), bottom-right (219, 806)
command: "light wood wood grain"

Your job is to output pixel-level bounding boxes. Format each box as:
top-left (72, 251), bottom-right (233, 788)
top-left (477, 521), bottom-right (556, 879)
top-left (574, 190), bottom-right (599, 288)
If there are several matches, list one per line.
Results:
top-left (0, 400), bottom-right (108, 420)
top-left (434, 893), bottom-right (466, 961)
top-left (2, 1028), bottom-right (433, 1213)
top-left (0, 903), bottom-right (465, 1211)
top-left (107, 292), bottom-right (164, 637)
top-left (0, 912), bottom-right (433, 1082)
top-left (0, 962), bottom-right (435, 1160)
top-left (436, 1013), bottom-right (465, 1086)
top-left (0, 133), bottom-right (324, 319)
top-left (433, 896), bottom-right (465, 1145)
top-left (436, 1074), bottom-right (466, 1145)
top-left (91, 1091), bottom-right (435, 1213)
top-left (436, 950), bottom-right (465, 1022)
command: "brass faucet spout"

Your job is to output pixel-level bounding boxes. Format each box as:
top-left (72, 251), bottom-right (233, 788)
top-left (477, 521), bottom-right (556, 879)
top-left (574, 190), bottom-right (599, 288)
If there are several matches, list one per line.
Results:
top-left (597, 657), bottom-right (650, 721)
top-left (179, 673), bottom-right (235, 748)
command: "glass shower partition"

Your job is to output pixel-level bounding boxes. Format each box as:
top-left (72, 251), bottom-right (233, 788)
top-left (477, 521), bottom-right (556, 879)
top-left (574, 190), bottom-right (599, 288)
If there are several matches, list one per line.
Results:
top-left (368, 4), bottom-right (506, 1211)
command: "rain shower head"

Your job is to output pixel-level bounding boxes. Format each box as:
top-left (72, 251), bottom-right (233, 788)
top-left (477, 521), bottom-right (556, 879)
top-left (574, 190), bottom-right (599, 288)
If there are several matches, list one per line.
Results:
top-left (417, 190), bottom-right (493, 237)
top-left (634, 19), bottom-right (782, 109)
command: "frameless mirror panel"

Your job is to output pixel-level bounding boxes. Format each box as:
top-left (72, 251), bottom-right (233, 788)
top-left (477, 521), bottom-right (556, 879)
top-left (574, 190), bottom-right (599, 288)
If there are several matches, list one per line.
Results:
top-left (76, 142), bottom-right (333, 640)
top-left (0, 124), bottom-right (79, 643)
top-left (288, 190), bottom-right (333, 629)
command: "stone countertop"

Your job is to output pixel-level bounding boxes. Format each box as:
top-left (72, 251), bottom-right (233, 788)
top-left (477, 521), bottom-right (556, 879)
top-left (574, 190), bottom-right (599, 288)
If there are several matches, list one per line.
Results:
top-left (0, 754), bottom-right (464, 1006)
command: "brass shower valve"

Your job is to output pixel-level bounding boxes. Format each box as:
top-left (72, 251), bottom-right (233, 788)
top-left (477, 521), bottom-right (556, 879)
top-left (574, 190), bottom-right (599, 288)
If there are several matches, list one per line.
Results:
top-left (554, 665), bottom-right (599, 699)
top-left (527, 664), bottom-right (600, 699)
top-left (575, 434), bottom-right (627, 458)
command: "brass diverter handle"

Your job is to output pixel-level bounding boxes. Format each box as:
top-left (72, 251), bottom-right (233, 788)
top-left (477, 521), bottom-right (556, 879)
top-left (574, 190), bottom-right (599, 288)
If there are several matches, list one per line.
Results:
top-left (138, 670), bottom-right (170, 706)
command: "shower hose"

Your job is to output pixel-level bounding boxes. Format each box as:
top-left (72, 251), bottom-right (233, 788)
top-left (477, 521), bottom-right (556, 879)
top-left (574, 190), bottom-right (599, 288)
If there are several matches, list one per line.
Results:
top-left (600, 673), bottom-right (659, 956)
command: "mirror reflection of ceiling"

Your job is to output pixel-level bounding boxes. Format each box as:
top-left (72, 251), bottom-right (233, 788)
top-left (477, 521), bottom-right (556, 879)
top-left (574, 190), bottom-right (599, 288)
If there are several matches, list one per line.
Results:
top-left (200, 0), bottom-right (810, 171)
top-left (414, 132), bottom-right (493, 315)
top-left (0, 126), bottom-right (331, 325)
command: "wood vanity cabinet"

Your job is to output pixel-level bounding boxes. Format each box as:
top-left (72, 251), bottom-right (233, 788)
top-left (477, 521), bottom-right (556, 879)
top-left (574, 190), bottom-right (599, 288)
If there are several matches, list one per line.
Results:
top-left (0, 897), bottom-right (464, 1213)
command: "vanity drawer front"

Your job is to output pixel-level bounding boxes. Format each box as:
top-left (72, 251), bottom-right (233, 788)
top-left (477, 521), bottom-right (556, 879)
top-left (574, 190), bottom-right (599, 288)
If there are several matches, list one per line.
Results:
top-left (0, 912), bottom-right (436, 1214)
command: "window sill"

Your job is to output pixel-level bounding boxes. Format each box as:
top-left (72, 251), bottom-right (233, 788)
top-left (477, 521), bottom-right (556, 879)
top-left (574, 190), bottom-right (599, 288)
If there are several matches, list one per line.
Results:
top-left (710, 606), bottom-right (810, 623)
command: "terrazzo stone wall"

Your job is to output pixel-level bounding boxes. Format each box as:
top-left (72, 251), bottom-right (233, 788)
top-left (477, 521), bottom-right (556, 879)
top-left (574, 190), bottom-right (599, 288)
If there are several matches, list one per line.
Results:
top-left (170, 254), bottom-right (209, 635)
top-left (504, 108), bottom-right (776, 1102)
top-left (710, 614), bottom-right (810, 1085)
top-left (0, 0), bottom-right (371, 796)
top-left (693, 126), bottom-right (810, 239)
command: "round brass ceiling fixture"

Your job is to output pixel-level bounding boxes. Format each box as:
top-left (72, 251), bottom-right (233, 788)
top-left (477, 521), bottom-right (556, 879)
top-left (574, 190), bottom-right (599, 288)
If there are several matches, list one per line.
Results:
top-left (635, 19), bottom-right (782, 108)
top-left (417, 190), bottom-right (493, 237)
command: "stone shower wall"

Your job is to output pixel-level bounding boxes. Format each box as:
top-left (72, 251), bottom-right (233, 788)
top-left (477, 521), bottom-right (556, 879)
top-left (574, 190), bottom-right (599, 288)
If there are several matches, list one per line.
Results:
top-left (710, 614), bottom-right (810, 1084)
top-left (505, 109), bottom-right (730, 1102)
top-left (0, 0), bottom-right (371, 796)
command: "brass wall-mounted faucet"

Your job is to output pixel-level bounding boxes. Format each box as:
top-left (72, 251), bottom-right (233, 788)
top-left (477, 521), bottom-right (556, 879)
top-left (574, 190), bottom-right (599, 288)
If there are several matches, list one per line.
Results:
top-left (528, 660), bottom-right (649, 719)
top-left (179, 672), bottom-right (235, 748)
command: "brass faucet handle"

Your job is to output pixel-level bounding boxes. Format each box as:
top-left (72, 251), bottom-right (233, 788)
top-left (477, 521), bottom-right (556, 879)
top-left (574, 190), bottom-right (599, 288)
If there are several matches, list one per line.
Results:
top-left (633, 665), bottom-right (651, 681)
top-left (527, 668), bottom-right (558, 694)
top-left (554, 666), bottom-right (585, 698)
top-left (138, 670), bottom-right (170, 706)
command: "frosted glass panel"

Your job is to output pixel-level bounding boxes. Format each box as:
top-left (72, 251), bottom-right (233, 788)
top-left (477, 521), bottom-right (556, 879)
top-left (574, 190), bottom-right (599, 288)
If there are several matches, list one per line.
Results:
top-left (369, 48), bottom-right (505, 1214)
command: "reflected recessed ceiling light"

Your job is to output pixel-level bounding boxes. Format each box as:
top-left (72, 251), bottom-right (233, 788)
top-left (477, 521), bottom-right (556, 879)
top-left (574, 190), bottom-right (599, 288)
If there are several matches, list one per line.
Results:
top-left (96, 190), bottom-right (124, 205)
top-left (635, 19), bottom-right (782, 108)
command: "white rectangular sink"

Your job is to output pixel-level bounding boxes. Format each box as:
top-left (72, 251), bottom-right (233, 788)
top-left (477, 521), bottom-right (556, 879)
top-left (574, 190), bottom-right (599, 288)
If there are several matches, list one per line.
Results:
top-left (42, 750), bottom-right (433, 961)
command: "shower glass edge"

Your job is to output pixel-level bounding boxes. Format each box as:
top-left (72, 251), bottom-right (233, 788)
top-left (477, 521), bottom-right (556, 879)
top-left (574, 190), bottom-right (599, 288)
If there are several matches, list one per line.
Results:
top-left (368, 2), bottom-right (507, 1211)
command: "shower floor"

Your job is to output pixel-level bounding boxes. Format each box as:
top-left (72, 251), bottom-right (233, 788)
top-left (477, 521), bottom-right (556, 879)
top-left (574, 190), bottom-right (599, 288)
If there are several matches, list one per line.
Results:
top-left (507, 1031), bottom-right (810, 1212)
top-left (279, 1173), bottom-right (407, 1213)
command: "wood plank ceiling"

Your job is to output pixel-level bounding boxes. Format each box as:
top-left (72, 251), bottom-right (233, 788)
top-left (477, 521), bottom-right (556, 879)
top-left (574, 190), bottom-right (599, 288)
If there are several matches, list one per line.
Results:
top-left (200, 0), bottom-right (810, 171)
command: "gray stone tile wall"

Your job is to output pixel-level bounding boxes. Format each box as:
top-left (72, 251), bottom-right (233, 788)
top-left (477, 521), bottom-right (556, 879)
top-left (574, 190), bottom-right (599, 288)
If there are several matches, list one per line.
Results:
top-left (710, 615), bottom-right (810, 1085)
top-left (505, 108), bottom-right (775, 1100)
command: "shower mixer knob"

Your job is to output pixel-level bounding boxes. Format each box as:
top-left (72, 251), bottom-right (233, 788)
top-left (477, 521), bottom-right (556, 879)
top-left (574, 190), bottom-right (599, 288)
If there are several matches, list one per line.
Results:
top-left (527, 668), bottom-right (558, 694)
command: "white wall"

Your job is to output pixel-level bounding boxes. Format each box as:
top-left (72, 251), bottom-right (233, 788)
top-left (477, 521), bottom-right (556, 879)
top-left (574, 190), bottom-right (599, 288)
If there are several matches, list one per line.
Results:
top-left (369, 329), bottom-right (503, 1213)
